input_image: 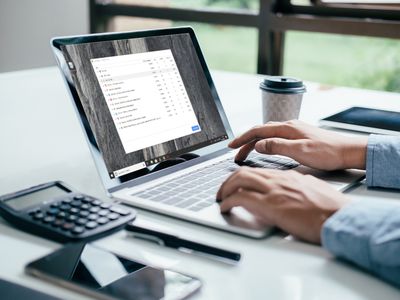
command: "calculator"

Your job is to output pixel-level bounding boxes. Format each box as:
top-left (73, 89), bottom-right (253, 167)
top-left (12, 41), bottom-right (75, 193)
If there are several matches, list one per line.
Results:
top-left (0, 181), bottom-right (136, 242)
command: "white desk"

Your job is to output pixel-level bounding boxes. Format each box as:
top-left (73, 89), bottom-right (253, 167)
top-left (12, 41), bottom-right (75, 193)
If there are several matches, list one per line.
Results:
top-left (1, 67), bottom-right (400, 299)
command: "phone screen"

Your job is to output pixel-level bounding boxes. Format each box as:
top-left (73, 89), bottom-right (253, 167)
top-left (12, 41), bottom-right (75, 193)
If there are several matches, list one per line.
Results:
top-left (26, 243), bottom-right (201, 300)
top-left (322, 107), bottom-right (400, 131)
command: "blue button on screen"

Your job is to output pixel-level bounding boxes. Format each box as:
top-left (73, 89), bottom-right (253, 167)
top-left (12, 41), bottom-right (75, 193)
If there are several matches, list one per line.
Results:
top-left (191, 125), bottom-right (200, 132)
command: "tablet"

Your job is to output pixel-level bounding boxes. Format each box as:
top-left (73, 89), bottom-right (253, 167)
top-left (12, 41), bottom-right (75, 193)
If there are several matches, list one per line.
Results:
top-left (319, 106), bottom-right (400, 135)
top-left (25, 243), bottom-right (201, 300)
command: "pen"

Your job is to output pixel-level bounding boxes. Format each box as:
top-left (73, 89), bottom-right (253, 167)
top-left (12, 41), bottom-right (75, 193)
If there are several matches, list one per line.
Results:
top-left (125, 219), bottom-right (241, 264)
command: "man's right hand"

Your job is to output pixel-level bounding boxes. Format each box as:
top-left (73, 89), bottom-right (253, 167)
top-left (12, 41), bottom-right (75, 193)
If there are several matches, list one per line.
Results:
top-left (229, 120), bottom-right (368, 171)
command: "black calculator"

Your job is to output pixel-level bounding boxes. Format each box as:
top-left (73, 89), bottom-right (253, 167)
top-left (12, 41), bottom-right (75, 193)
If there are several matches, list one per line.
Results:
top-left (0, 181), bottom-right (136, 242)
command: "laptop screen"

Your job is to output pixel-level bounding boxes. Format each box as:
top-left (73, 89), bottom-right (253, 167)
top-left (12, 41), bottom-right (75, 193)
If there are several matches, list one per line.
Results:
top-left (52, 28), bottom-right (232, 186)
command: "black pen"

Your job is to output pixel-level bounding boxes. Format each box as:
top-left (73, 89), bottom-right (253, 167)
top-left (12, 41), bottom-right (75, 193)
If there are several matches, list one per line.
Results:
top-left (125, 219), bottom-right (241, 264)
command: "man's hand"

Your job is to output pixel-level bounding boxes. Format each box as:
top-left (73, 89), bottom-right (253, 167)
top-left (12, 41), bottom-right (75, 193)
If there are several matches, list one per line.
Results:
top-left (217, 168), bottom-right (351, 244)
top-left (229, 120), bottom-right (368, 171)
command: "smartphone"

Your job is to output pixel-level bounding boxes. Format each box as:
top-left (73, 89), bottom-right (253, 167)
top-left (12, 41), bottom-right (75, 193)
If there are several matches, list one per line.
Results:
top-left (25, 243), bottom-right (201, 300)
top-left (319, 106), bottom-right (400, 135)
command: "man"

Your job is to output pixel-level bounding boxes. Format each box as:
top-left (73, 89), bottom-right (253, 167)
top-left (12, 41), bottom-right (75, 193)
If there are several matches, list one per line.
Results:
top-left (217, 120), bottom-right (400, 287)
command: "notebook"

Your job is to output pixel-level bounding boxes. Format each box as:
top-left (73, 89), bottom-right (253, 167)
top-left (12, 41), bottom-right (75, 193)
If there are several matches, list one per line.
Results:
top-left (51, 27), bottom-right (363, 238)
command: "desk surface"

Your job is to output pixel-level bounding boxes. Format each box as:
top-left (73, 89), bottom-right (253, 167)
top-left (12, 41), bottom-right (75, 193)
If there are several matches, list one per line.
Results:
top-left (1, 67), bottom-right (400, 299)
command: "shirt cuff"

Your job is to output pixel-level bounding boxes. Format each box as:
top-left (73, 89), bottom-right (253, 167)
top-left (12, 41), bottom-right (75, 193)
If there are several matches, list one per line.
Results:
top-left (366, 134), bottom-right (400, 189)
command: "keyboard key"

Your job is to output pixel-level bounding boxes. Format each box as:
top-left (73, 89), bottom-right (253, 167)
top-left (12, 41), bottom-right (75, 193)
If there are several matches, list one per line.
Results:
top-left (175, 198), bottom-right (201, 208)
top-left (189, 205), bottom-right (205, 212)
top-left (162, 197), bottom-right (184, 205)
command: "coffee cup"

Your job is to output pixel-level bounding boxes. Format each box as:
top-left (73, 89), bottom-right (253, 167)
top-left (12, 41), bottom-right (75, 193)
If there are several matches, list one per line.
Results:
top-left (260, 77), bottom-right (306, 123)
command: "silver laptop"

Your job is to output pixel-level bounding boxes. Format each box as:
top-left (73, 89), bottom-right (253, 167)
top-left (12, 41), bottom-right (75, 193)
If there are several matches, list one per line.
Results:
top-left (51, 27), bottom-right (363, 238)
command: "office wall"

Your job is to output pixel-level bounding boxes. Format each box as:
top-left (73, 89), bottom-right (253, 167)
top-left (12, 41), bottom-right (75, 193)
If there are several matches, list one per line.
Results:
top-left (0, 0), bottom-right (89, 72)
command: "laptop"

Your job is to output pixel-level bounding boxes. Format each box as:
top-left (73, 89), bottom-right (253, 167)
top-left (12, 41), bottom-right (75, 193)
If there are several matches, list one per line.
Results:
top-left (51, 27), bottom-right (363, 238)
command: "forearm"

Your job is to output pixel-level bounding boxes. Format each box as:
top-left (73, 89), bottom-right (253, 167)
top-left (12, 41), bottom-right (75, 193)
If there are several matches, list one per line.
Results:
top-left (322, 199), bottom-right (400, 287)
top-left (366, 134), bottom-right (400, 189)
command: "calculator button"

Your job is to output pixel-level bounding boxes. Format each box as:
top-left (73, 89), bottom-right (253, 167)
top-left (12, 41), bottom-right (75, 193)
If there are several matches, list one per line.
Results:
top-left (52, 219), bottom-right (64, 227)
top-left (89, 206), bottom-right (100, 213)
top-left (29, 210), bottom-right (37, 216)
top-left (62, 199), bottom-right (72, 204)
top-left (100, 203), bottom-right (112, 209)
top-left (81, 204), bottom-right (90, 210)
top-left (57, 211), bottom-right (67, 219)
top-left (70, 200), bottom-right (81, 207)
top-left (72, 226), bottom-right (85, 235)
top-left (85, 221), bottom-right (98, 229)
top-left (79, 211), bottom-right (89, 217)
top-left (50, 202), bottom-right (60, 208)
top-left (98, 209), bottom-right (109, 217)
top-left (81, 197), bottom-right (93, 203)
top-left (87, 214), bottom-right (98, 221)
top-left (73, 195), bottom-right (85, 201)
top-left (69, 207), bottom-right (79, 215)
top-left (92, 200), bottom-right (102, 206)
top-left (60, 204), bottom-right (71, 211)
top-left (97, 217), bottom-right (109, 225)
top-left (47, 208), bottom-right (59, 215)
top-left (43, 216), bottom-right (55, 224)
top-left (76, 218), bottom-right (88, 226)
top-left (67, 215), bottom-right (78, 222)
top-left (33, 213), bottom-right (45, 220)
top-left (61, 222), bottom-right (75, 230)
top-left (107, 213), bottom-right (120, 221)
top-left (110, 206), bottom-right (131, 216)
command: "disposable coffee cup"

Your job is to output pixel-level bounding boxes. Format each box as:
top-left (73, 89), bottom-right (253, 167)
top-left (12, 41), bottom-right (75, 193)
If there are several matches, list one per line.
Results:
top-left (260, 77), bottom-right (306, 123)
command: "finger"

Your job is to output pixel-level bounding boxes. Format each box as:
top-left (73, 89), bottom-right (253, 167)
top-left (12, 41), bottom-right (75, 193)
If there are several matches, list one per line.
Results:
top-left (234, 140), bottom-right (257, 161)
top-left (255, 138), bottom-right (304, 158)
top-left (219, 169), bottom-right (273, 200)
top-left (228, 123), bottom-right (292, 149)
top-left (219, 190), bottom-right (277, 225)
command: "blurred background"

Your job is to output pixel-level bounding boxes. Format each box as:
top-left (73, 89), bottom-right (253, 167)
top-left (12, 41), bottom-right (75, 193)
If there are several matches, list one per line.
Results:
top-left (1, 0), bottom-right (399, 92)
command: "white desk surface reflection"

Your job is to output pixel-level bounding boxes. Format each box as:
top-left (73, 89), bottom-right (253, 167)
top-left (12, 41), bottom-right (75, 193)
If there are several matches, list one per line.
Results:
top-left (1, 67), bottom-right (400, 300)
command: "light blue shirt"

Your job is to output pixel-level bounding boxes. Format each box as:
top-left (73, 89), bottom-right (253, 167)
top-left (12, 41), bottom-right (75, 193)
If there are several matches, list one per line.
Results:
top-left (322, 134), bottom-right (400, 287)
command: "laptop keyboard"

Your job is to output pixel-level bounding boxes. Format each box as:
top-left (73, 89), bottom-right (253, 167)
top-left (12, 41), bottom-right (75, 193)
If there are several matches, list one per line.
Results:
top-left (132, 153), bottom-right (299, 212)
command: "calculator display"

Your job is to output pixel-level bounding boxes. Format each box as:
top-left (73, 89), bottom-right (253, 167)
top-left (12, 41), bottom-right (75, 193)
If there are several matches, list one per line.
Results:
top-left (6, 186), bottom-right (69, 211)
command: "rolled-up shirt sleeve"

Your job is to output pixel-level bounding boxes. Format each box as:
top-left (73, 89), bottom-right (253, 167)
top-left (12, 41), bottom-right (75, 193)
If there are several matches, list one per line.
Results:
top-left (366, 134), bottom-right (400, 189)
top-left (322, 199), bottom-right (400, 287)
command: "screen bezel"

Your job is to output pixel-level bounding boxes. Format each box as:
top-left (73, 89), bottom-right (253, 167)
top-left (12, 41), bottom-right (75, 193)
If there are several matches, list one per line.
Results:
top-left (25, 243), bottom-right (202, 300)
top-left (51, 27), bottom-right (234, 192)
